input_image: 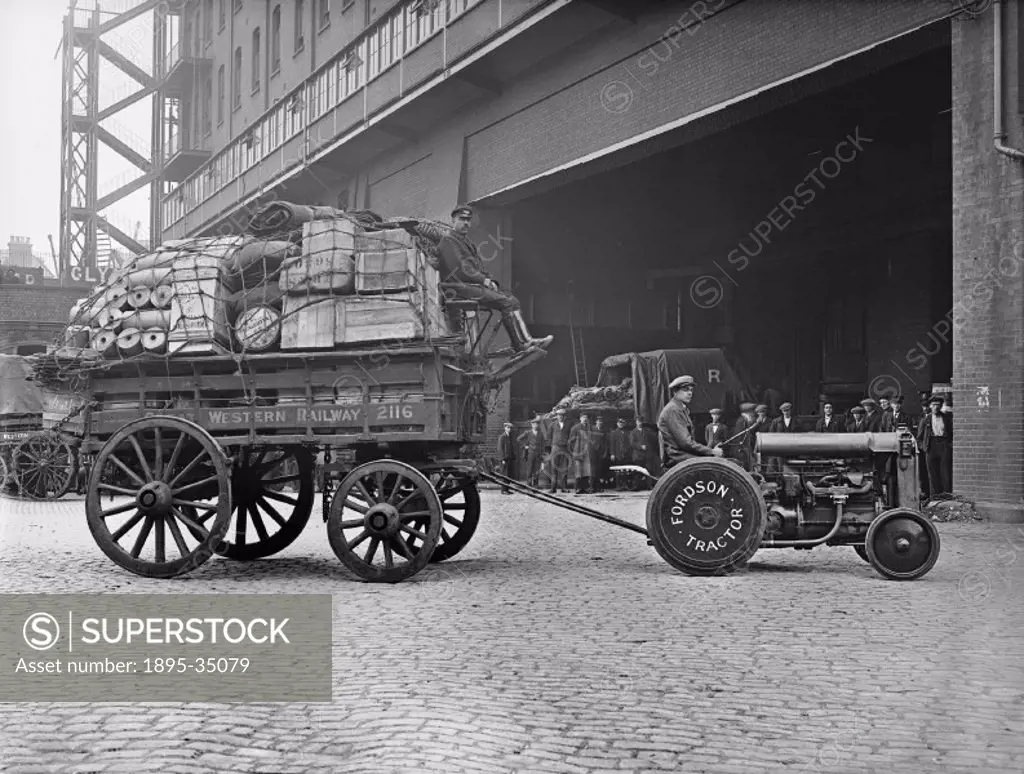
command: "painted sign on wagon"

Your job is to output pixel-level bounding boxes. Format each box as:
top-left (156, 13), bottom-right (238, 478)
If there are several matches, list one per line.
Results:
top-left (90, 401), bottom-right (432, 434)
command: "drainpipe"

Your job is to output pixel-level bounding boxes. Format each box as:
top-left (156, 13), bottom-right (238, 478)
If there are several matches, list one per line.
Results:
top-left (994, 0), bottom-right (1024, 159)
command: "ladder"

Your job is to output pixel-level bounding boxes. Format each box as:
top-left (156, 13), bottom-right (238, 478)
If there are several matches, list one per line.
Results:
top-left (95, 226), bottom-right (113, 270)
top-left (570, 319), bottom-right (587, 388)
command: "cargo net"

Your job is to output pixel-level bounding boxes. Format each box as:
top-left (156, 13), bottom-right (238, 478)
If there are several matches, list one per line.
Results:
top-left (37, 203), bottom-right (463, 391)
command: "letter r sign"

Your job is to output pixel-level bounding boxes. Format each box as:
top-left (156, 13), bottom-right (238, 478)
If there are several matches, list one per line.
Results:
top-left (707, 369), bottom-right (721, 383)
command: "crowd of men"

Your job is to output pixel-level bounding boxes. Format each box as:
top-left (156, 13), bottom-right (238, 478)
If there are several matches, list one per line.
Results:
top-left (496, 411), bottom-right (663, 494)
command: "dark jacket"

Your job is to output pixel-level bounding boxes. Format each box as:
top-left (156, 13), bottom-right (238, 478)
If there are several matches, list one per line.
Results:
top-left (548, 420), bottom-right (572, 451)
top-left (814, 415), bottom-right (844, 433)
top-left (497, 432), bottom-right (517, 461)
top-left (917, 412), bottom-right (953, 452)
top-left (609, 428), bottom-right (630, 461)
top-left (770, 414), bottom-right (801, 433)
top-left (518, 429), bottom-right (543, 460)
top-left (888, 410), bottom-right (914, 431)
top-left (628, 427), bottom-right (647, 462)
top-left (657, 399), bottom-right (715, 467)
top-left (411, 221), bottom-right (493, 286)
top-left (728, 414), bottom-right (757, 470)
top-left (864, 410), bottom-right (886, 433)
top-left (705, 421), bottom-right (728, 448)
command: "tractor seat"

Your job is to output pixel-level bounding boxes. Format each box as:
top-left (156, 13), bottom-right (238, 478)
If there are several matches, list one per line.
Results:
top-left (438, 283), bottom-right (482, 310)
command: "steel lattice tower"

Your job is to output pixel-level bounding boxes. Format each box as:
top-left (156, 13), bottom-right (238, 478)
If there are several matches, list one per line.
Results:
top-left (58, 0), bottom-right (166, 279)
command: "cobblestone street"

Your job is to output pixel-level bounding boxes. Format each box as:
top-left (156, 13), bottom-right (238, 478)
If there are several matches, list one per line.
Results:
top-left (1, 489), bottom-right (1022, 773)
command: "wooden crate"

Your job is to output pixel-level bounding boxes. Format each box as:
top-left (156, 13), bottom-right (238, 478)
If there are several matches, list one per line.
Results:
top-left (355, 248), bottom-right (418, 293)
top-left (280, 294), bottom-right (336, 350)
top-left (167, 255), bottom-right (231, 350)
top-left (354, 227), bottom-right (416, 252)
top-left (280, 220), bottom-right (359, 294)
top-left (335, 289), bottom-right (446, 345)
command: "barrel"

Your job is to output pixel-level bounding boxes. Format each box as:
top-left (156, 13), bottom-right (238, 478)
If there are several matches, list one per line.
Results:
top-left (127, 286), bottom-right (152, 309)
top-left (151, 284), bottom-right (174, 308)
top-left (142, 328), bottom-right (168, 355)
top-left (756, 432), bottom-right (900, 457)
top-left (91, 329), bottom-right (118, 358)
top-left (234, 305), bottom-right (281, 352)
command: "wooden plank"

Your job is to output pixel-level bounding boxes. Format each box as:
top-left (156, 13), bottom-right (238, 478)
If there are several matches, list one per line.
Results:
top-left (280, 295), bottom-right (336, 349)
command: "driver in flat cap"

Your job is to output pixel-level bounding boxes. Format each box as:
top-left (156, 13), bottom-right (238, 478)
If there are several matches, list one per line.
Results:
top-left (657, 375), bottom-right (723, 469)
top-left (401, 205), bottom-right (553, 354)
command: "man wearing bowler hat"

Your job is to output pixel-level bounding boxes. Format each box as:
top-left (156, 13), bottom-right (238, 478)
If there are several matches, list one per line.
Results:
top-left (402, 205), bottom-right (553, 354)
top-left (657, 375), bottom-right (723, 469)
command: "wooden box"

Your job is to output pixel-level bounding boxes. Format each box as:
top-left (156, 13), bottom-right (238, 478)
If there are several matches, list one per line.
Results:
top-left (355, 248), bottom-right (419, 293)
top-left (167, 255), bottom-right (231, 351)
top-left (354, 227), bottom-right (417, 252)
top-left (280, 294), bottom-right (336, 350)
top-left (281, 220), bottom-right (359, 294)
top-left (335, 288), bottom-right (445, 345)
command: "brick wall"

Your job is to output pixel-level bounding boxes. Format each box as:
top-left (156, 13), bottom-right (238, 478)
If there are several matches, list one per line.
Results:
top-left (0, 285), bottom-right (88, 353)
top-left (951, 8), bottom-right (1024, 522)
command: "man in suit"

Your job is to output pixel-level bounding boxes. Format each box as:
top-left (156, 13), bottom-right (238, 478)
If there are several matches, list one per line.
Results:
top-left (705, 408), bottom-right (728, 449)
top-left (918, 395), bottom-right (953, 496)
top-left (497, 422), bottom-right (518, 494)
top-left (609, 417), bottom-right (631, 491)
top-left (861, 398), bottom-right (886, 432)
top-left (728, 402), bottom-right (759, 472)
top-left (814, 401), bottom-right (843, 432)
top-left (847, 406), bottom-right (867, 432)
top-left (547, 408), bottom-right (572, 493)
top-left (889, 395), bottom-right (913, 431)
top-left (771, 402), bottom-right (800, 433)
top-left (879, 397), bottom-right (893, 427)
top-left (591, 415), bottom-right (610, 492)
top-left (518, 418), bottom-right (544, 488)
top-left (628, 417), bottom-right (649, 490)
top-left (570, 412), bottom-right (596, 493)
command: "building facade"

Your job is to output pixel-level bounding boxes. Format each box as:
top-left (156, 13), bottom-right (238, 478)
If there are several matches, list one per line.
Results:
top-left (156, 0), bottom-right (1024, 522)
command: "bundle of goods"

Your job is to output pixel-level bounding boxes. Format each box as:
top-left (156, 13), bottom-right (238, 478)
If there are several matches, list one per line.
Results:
top-left (57, 202), bottom-right (452, 364)
top-left (548, 378), bottom-right (635, 414)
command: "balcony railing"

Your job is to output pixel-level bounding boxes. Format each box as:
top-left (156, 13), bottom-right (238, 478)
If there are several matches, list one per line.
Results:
top-left (162, 0), bottom-right (518, 231)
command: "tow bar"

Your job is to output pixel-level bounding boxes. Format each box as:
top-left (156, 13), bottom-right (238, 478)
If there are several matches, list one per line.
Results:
top-left (477, 470), bottom-right (649, 537)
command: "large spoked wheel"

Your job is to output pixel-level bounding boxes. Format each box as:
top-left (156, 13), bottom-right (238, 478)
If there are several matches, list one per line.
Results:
top-left (218, 446), bottom-right (315, 560)
top-left (11, 433), bottom-right (76, 500)
top-left (327, 460), bottom-right (442, 582)
top-left (424, 472), bottom-right (481, 563)
top-left (646, 457), bottom-right (767, 576)
top-left (0, 454), bottom-right (10, 494)
top-left (864, 508), bottom-right (940, 580)
top-left (86, 417), bottom-right (232, 578)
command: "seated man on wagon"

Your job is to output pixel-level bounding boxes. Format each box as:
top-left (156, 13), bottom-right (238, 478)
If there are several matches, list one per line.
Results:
top-left (399, 205), bottom-right (553, 355)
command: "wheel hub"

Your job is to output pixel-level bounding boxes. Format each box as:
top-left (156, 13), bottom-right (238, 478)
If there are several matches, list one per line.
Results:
top-left (364, 503), bottom-right (400, 537)
top-left (695, 505), bottom-right (721, 530)
top-left (136, 481), bottom-right (173, 515)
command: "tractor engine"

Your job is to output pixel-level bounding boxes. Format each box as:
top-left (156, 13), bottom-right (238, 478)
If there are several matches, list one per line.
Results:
top-left (754, 429), bottom-right (919, 546)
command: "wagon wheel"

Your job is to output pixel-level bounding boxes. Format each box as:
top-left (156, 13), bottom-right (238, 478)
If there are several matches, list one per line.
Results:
top-left (864, 508), bottom-right (941, 580)
top-left (410, 472), bottom-right (480, 563)
top-left (327, 460), bottom-right (442, 582)
top-left (0, 454), bottom-right (9, 493)
top-left (11, 433), bottom-right (76, 500)
top-left (853, 545), bottom-right (870, 563)
top-left (216, 446), bottom-right (315, 561)
top-left (86, 417), bottom-right (232, 579)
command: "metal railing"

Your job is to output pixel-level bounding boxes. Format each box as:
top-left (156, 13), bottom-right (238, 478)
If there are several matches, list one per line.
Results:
top-left (162, 0), bottom-right (494, 229)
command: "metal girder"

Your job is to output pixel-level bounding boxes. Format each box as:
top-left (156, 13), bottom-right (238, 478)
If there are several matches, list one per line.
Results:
top-left (98, 85), bottom-right (156, 120)
top-left (98, 40), bottom-right (153, 88)
top-left (98, 0), bottom-right (164, 35)
top-left (96, 125), bottom-right (152, 172)
top-left (97, 215), bottom-right (148, 255)
top-left (97, 173), bottom-right (157, 211)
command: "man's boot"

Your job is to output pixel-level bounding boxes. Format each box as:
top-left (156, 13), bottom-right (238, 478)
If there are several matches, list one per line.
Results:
top-left (509, 310), bottom-right (553, 351)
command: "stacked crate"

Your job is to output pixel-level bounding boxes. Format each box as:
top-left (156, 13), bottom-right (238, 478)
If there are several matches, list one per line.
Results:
top-left (280, 219), bottom-right (359, 350)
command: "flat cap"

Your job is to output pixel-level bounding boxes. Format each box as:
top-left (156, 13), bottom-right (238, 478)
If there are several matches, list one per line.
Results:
top-left (860, 398), bottom-right (878, 408)
top-left (851, 406), bottom-right (866, 414)
top-left (709, 407), bottom-right (722, 415)
top-left (779, 402), bottom-right (793, 411)
top-left (451, 204), bottom-right (474, 218)
top-left (739, 402), bottom-right (756, 411)
top-left (890, 395), bottom-right (904, 403)
top-left (928, 395), bottom-right (944, 405)
top-left (755, 404), bottom-right (768, 413)
top-left (669, 375), bottom-right (696, 390)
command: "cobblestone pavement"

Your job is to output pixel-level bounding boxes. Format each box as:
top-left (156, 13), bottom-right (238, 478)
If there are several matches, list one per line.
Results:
top-left (1, 489), bottom-right (1022, 773)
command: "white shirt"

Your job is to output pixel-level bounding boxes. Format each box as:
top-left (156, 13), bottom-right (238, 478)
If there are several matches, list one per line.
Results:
top-left (931, 414), bottom-right (946, 437)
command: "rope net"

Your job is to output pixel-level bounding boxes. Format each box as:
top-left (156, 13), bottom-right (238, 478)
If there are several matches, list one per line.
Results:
top-left (33, 204), bottom-right (467, 414)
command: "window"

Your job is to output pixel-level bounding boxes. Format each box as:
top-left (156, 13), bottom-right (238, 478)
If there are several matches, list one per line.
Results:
top-left (202, 76), bottom-right (212, 135)
top-left (252, 28), bottom-right (261, 93)
top-left (271, 5), bottom-right (281, 73)
top-left (232, 46), bottom-right (242, 108)
top-left (218, 0), bottom-right (225, 30)
top-left (319, 0), bottom-right (330, 30)
top-left (295, 0), bottom-right (305, 52)
top-left (217, 64), bottom-right (224, 123)
top-left (204, 0), bottom-right (213, 43)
